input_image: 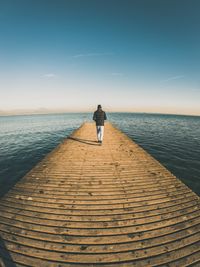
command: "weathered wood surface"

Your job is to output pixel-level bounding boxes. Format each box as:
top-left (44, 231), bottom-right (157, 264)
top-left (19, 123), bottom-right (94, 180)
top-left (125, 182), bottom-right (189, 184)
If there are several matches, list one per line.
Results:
top-left (0, 122), bottom-right (199, 267)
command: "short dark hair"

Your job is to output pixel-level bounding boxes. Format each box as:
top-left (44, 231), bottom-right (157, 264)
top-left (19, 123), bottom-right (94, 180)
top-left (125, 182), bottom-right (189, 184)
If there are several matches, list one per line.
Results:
top-left (97, 104), bottom-right (102, 109)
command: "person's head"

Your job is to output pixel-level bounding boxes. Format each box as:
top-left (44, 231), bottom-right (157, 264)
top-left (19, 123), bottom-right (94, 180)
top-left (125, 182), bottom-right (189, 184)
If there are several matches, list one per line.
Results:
top-left (97, 104), bottom-right (102, 110)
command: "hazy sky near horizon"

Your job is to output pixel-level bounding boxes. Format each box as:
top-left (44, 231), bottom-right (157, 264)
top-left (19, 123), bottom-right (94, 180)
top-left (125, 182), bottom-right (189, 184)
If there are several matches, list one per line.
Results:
top-left (0, 0), bottom-right (200, 115)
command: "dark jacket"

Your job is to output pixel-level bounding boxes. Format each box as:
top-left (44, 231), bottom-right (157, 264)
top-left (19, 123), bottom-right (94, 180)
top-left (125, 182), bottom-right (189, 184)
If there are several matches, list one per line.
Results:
top-left (93, 109), bottom-right (107, 126)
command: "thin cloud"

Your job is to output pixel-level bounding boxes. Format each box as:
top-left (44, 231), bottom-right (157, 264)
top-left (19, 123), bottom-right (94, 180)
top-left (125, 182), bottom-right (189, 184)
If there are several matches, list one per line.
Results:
top-left (73, 52), bottom-right (114, 58)
top-left (42, 73), bottom-right (57, 78)
top-left (161, 75), bottom-right (184, 83)
top-left (111, 72), bottom-right (123, 76)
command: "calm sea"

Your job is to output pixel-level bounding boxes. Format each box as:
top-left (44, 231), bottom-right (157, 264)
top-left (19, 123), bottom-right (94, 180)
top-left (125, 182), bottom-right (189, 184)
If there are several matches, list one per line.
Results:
top-left (0, 113), bottom-right (200, 197)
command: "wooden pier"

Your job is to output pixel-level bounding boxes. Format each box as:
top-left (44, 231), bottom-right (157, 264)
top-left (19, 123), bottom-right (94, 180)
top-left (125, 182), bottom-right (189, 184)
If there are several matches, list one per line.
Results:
top-left (0, 122), bottom-right (199, 266)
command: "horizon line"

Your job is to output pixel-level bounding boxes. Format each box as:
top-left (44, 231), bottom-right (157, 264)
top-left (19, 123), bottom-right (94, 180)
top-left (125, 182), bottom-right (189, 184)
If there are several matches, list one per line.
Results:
top-left (0, 110), bottom-right (200, 118)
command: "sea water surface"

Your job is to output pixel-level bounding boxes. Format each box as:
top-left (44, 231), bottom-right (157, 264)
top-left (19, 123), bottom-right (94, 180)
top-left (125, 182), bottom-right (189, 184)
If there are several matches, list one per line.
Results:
top-left (0, 113), bottom-right (200, 197)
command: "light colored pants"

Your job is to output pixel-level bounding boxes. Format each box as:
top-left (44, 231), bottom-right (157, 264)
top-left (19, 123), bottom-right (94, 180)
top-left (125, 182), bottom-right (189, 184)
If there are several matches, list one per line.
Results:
top-left (96, 126), bottom-right (104, 141)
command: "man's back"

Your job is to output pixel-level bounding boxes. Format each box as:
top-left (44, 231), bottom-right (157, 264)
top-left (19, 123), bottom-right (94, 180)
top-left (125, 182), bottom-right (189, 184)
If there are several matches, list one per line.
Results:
top-left (93, 109), bottom-right (107, 126)
top-left (93, 105), bottom-right (107, 144)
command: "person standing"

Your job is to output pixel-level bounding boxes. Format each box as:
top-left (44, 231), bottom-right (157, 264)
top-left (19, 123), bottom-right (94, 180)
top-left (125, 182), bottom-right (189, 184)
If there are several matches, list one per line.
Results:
top-left (93, 105), bottom-right (107, 144)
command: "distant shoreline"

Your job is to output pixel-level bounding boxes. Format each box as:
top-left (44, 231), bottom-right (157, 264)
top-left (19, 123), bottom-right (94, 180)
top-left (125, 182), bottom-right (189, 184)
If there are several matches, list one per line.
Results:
top-left (0, 111), bottom-right (200, 118)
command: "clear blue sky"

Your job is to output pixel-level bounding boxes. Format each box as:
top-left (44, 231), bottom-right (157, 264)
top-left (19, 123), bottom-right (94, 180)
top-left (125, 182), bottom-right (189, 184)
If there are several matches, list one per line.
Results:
top-left (0, 0), bottom-right (200, 115)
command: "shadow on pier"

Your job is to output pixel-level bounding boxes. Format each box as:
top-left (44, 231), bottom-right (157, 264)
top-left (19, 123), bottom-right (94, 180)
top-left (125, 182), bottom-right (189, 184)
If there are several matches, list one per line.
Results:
top-left (68, 136), bottom-right (100, 146)
top-left (0, 236), bottom-right (16, 267)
